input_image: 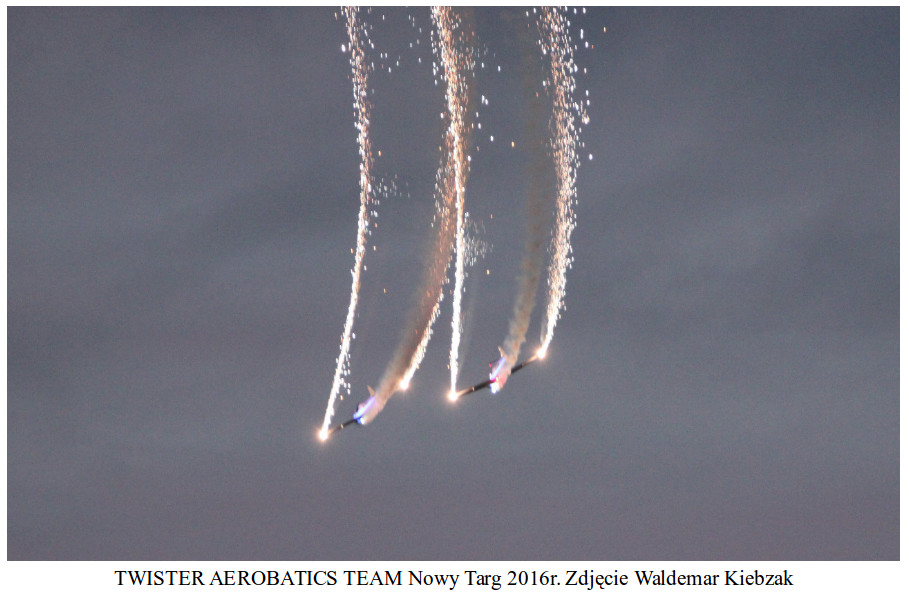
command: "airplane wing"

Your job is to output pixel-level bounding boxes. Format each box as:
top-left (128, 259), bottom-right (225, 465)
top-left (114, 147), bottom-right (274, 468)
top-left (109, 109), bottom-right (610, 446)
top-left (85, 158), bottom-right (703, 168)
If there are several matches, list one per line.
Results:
top-left (325, 416), bottom-right (360, 436)
top-left (509, 357), bottom-right (534, 375)
top-left (454, 377), bottom-right (494, 398)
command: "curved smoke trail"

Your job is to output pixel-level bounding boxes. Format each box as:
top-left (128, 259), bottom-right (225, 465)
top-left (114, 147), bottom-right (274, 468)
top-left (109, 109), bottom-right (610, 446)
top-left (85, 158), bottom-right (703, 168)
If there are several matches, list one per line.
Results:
top-left (320, 7), bottom-right (375, 439)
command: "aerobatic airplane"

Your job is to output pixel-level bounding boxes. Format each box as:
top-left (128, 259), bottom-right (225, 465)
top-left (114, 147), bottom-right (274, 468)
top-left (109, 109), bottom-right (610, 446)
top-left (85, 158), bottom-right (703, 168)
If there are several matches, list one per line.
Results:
top-left (324, 387), bottom-right (381, 436)
top-left (453, 349), bottom-right (540, 398)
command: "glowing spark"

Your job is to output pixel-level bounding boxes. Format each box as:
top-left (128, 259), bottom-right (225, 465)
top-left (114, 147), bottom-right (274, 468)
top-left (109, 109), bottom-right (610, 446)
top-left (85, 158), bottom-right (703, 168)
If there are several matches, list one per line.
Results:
top-left (321, 7), bottom-right (376, 436)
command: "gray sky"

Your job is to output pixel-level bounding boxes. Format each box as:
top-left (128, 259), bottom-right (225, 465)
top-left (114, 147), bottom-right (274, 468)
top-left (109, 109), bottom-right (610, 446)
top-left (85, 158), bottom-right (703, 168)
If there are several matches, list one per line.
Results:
top-left (7, 7), bottom-right (898, 560)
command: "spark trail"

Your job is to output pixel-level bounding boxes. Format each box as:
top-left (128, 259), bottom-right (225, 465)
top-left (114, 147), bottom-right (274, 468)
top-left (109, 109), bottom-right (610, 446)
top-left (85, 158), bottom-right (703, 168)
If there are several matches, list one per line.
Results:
top-left (368, 7), bottom-right (473, 417)
top-left (539, 7), bottom-right (585, 357)
top-left (320, 7), bottom-right (375, 439)
top-left (430, 6), bottom-right (474, 398)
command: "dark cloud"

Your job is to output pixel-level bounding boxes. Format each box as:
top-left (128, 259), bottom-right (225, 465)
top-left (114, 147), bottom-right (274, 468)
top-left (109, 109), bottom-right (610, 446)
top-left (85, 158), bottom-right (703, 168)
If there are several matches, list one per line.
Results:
top-left (7, 7), bottom-right (897, 560)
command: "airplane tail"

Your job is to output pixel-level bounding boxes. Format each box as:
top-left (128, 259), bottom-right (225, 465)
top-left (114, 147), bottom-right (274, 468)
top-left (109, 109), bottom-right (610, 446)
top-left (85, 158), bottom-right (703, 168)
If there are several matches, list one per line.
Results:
top-left (490, 347), bottom-right (507, 367)
top-left (368, 385), bottom-right (376, 397)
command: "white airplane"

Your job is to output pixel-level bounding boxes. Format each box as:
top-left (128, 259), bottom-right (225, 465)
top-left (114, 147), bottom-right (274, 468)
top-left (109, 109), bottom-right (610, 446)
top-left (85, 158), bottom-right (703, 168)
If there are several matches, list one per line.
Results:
top-left (489, 346), bottom-right (511, 394)
top-left (452, 348), bottom-right (541, 399)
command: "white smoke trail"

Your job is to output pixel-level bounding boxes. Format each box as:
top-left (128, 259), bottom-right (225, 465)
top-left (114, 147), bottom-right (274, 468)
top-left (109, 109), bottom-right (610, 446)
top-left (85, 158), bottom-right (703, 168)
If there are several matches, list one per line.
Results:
top-left (539, 7), bottom-right (585, 356)
top-left (320, 7), bottom-right (375, 439)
